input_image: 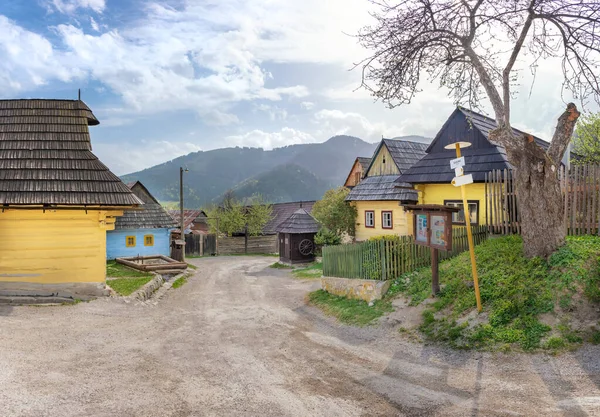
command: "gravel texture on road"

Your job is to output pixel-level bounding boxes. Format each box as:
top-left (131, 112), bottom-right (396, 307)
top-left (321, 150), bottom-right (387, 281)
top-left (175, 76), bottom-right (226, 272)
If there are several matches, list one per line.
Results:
top-left (1, 256), bottom-right (599, 416)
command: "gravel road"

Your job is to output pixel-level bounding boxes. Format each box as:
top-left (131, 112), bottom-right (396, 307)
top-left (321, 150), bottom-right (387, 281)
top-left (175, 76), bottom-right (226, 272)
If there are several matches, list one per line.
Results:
top-left (1, 256), bottom-right (599, 416)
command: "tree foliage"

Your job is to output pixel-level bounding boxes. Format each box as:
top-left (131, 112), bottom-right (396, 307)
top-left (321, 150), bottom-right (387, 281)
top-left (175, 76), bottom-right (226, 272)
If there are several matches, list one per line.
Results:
top-left (312, 187), bottom-right (357, 238)
top-left (314, 228), bottom-right (342, 246)
top-left (573, 112), bottom-right (600, 164)
top-left (206, 191), bottom-right (272, 237)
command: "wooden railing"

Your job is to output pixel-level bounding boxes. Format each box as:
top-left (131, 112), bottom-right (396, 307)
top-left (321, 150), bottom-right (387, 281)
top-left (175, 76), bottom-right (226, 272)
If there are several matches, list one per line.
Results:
top-left (322, 225), bottom-right (488, 280)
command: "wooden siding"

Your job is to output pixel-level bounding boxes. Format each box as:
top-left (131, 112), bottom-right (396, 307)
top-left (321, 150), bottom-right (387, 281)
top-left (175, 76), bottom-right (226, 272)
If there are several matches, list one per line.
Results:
top-left (344, 159), bottom-right (365, 187)
top-left (106, 227), bottom-right (172, 260)
top-left (353, 201), bottom-right (411, 241)
top-left (0, 209), bottom-right (122, 284)
top-left (218, 235), bottom-right (278, 255)
top-left (415, 183), bottom-right (488, 225)
top-left (367, 144), bottom-right (400, 176)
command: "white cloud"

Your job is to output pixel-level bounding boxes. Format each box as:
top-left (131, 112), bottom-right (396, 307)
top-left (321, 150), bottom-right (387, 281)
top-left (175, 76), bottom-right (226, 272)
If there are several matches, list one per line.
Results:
top-left (313, 109), bottom-right (400, 142)
top-left (90, 17), bottom-right (100, 32)
top-left (94, 140), bottom-right (202, 176)
top-left (255, 104), bottom-right (288, 121)
top-left (300, 101), bottom-right (315, 110)
top-left (224, 127), bottom-right (315, 149)
top-left (49, 0), bottom-right (106, 14)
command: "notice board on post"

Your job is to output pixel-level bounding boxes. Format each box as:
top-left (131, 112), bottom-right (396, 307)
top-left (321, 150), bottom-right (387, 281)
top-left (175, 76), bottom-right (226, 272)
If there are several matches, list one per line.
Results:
top-left (408, 205), bottom-right (457, 251)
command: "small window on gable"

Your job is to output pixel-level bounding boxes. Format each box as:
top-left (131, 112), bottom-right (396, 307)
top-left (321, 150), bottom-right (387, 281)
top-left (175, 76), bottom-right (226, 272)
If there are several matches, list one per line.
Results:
top-left (365, 210), bottom-right (375, 228)
top-left (144, 235), bottom-right (154, 246)
top-left (355, 171), bottom-right (361, 184)
top-left (126, 236), bottom-right (136, 247)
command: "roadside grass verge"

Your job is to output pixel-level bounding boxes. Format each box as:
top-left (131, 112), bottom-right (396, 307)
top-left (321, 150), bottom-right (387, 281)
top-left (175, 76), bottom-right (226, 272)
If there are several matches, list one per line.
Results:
top-left (292, 262), bottom-right (323, 279)
top-left (187, 263), bottom-right (198, 270)
top-left (308, 290), bottom-right (393, 326)
top-left (269, 262), bottom-right (293, 269)
top-left (106, 261), bottom-right (152, 279)
top-left (172, 276), bottom-right (188, 289)
top-left (389, 235), bottom-right (600, 352)
top-left (108, 277), bottom-right (153, 296)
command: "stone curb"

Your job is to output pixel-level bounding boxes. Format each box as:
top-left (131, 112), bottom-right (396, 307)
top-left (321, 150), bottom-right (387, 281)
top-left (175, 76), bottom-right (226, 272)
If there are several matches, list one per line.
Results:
top-left (130, 273), bottom-right (165, 302)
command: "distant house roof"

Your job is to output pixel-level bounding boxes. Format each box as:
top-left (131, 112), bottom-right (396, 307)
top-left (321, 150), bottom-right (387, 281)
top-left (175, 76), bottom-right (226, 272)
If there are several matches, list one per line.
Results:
top-left (0, 99), bottom-right (139, 207)
top-left (276, 208), bottom-right (320, 234)
top-left (365, 139), bottom-right (428, 176)
top-left (168, 209), bottom-right (208, 233)
top-left (398, 107), bottom-right (551, 184)
top-left (346, 175), bottom-right (418, 202)
top-left (263, 200), bottom-right (316, 234)
top-left (116, 182), bottom-right (177, 230)
top-left (357, 157), bottom-right (372, 171)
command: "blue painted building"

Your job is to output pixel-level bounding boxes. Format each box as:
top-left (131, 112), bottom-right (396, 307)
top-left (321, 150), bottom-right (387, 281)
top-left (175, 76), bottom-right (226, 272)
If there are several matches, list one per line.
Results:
top-left (106, 182), bottom-right (176, 260)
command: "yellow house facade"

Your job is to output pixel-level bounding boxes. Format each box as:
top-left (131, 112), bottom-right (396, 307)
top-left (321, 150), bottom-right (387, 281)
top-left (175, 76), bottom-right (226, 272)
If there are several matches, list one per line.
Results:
top-left (346, 139), bottom-right (428, 241)
top-left (0, 99), bottom-right (139, 300)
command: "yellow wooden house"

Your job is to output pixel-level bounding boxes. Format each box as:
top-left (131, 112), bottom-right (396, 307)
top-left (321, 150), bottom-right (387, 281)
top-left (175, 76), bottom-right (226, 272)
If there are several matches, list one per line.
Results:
top-left (0, 99), bottom-right (140, 301)
top-left (346, 139), bottom-right (428, 241)
top-left (397, 107), bottom-right (553, 227)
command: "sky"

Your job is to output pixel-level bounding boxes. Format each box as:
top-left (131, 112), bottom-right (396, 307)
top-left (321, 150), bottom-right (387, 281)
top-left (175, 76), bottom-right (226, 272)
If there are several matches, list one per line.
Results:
top-left (0, 0), bottom-right (597, 175)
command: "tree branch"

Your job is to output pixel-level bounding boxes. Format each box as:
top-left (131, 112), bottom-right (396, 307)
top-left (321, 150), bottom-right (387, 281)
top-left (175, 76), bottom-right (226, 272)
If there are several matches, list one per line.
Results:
top-left (547, 103), bottom-right (581, 165)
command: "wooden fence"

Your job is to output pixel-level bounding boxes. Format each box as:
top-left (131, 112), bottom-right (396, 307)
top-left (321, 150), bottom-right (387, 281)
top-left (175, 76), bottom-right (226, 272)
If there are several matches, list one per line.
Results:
top-left (218, 235), bottom-right (278, 255)
top-left (322, 225), bottom-right (488, 280)
top-left (485, 164), bottom-right (600, 236)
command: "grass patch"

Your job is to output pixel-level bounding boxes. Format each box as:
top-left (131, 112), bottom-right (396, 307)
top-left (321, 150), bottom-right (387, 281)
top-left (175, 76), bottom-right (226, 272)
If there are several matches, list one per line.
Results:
top-left (388, 235), bottom-right (600, 352)
top-left (292, 262), bottom-right (323, 279)
top-left (106, 261), bottom-right (152, 279)
top-left (221, 253), bottom-right (278, 257)
top-left (270, 262), bottom-right (293, 269)
top-left (187, 263), bottom-right (198, 270)
top-left (308, 289), bottom-right (393, 326)
top-left (108, 277), bottom-right (153, 296)
top-left (172, 276), bottom-right (188, 289)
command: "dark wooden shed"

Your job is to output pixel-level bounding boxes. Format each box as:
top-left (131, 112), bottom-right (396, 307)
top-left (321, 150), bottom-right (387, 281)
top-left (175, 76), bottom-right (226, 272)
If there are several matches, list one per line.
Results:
top-left (276, 208), bottom-right (320, 264)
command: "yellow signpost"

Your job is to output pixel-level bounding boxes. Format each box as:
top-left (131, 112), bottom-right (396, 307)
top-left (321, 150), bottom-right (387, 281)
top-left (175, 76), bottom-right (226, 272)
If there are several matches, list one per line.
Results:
top-left (445, 141), bottom-right (482, 312)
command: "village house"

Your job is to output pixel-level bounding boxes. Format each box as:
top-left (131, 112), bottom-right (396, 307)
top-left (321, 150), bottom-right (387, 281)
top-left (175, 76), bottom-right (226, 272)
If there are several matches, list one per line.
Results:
top-left (168, 209), bottom-right (209, 235)
top-left (346, 138), bottom-right (428, 241)
top-left (397, 107), bottom-right (559, 227)
top-left (107, 181), bottom-right (176, 260)
top-left (343, 157), bottom-right (371, 188)
top-left (0, 99), bottom-right (140, 300)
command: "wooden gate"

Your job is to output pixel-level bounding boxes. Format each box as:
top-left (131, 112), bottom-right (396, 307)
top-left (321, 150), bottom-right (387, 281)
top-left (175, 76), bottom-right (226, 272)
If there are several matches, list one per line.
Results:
top-left (203, 234), bottom-right (217, 255)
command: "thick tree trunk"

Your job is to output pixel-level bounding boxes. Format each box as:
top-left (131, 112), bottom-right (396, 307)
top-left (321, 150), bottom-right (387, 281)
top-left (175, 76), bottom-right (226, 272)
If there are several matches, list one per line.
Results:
top-left (490, 104), bottom-right (580, 259)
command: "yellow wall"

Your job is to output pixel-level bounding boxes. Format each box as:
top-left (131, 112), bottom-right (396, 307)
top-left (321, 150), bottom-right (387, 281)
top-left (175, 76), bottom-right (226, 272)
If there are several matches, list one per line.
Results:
top-left (353, 201), bottom-right (411, 241)
top-left (415, 183), bottom-right (487, 225)
top-left (367, 145), bottom-right (399, 176)
top-left (0, 209), bottom-right (122, 284)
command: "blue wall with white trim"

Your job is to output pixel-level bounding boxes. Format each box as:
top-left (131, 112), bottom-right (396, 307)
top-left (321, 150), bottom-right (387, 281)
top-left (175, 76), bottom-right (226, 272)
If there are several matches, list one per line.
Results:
top-left (106, 228), bottom-right (172, 260)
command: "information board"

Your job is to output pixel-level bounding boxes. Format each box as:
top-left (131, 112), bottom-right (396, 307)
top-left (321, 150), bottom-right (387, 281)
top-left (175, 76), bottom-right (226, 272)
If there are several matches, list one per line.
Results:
top-left (430, 215), bottom-right (447, 249)
top-left (415, 214), bottom-right (428, 243)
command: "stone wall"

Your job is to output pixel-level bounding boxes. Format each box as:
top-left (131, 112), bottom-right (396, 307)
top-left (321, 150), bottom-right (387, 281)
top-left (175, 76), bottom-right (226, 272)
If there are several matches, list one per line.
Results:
top-left (321, 277), bottom-right (390, 303)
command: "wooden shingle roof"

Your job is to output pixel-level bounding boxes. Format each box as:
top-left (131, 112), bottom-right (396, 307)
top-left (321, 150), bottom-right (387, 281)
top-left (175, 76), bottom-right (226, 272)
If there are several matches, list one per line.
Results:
top-left (276, 208), bottom-right (320, 234)
top-left (263, 201), bottom-right (316, 234)
top-left (116, 182), bottom-right (176, 229)
top-left (398, 107), bottom-right (550, 184)
top-left (346, 175), bottom-right (418, 202)
top-left (365, 139), bottom-right (428, 176)
top-left (0, 99), bottom-right (139, 206)
top-left (357, 157), bottom-right (372, 171)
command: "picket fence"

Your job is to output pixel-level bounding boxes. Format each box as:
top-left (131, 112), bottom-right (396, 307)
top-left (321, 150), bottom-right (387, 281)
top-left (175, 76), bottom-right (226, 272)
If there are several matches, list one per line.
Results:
top-left (485, 164), bottom-right (600, 236)
top-left (322, 225), bottom-right (488, 280)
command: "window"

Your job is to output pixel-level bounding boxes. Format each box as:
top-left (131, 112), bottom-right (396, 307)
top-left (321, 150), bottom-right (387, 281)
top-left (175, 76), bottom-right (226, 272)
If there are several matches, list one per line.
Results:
top-left (365, 210), bottom-right (375, 228)
top-left (144, 235), bottom-right (154, 246)
top-left (444, 200), bottom-right (479, 225)
top-left (126, 236), bottom-right (136, 247)
top-left (382, 211), bottom-right (393, 229)
top-left (355, 171), bottom-right (361, 185)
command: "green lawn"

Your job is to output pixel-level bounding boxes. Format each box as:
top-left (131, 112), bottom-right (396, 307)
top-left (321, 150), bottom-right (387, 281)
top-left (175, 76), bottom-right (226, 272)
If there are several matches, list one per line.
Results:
top-left (292, 262), bottom-right (323, 279)
top-left (108, 277), bottom-right (153, 296)
top-left (106, 261), bottom-right (152, 279)
top-left (269, 262), bottom-right (293, 269)
top-left (308, 290), bottom-right (393, 326)
top-left (388, 235), bottom-right (600, 352)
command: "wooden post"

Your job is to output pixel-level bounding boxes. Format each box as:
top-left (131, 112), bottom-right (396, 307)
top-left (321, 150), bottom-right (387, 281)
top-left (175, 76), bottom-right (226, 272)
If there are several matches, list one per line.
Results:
top-left (216, 217), bottom-right (220, 256)
top-left (244, 223), bottom-right (248, 254)
top-left (179, 166), bottom-right (185, 262)
top-left (431, 247), bottom-right (440, 295)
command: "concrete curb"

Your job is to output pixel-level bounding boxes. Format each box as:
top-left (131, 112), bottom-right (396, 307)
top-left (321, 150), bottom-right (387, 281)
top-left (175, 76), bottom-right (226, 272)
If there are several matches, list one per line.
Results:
top-left (130, 273), bottom-right (165, 302)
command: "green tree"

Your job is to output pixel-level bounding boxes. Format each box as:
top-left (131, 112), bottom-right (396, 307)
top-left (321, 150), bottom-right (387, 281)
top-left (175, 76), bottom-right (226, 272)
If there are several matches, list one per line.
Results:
top-left (312, 187), bottom-right (357, 238)
top-left (572, 112), bottom-right (600, 164)
top-left (206, 193), bottom-right (273, 237)
top-left (246, 197), bottom-right (273, 236)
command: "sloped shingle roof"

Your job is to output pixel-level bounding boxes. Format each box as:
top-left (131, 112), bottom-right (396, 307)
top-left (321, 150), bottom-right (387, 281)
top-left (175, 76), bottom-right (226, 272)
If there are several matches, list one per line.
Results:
top-left (168, 209), bottom-right (208, 233)
top-left (357, 157), bottom-right (372, 171)
top-left (364, 139), bottom-right (428, 177)
top-left (346, 175), bottom-right (418, 202)
top-left (0, 99), bottom-right (139, 206)
top-left (398, 107), bottom-right (550, 184)
top-left (276, 208), bottom-right (320, 234)
top-left (263, 201), bottom-right (316, 234)
top-left (116, 182), bottom-right (177, 229)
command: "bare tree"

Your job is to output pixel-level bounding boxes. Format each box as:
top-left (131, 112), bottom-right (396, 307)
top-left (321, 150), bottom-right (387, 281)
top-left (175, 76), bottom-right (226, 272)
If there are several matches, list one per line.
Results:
top-left (358, 0), bottom-right (600, 257)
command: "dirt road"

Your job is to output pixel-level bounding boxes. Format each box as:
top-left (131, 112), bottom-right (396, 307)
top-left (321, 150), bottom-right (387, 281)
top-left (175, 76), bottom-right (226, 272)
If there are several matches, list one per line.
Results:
top-left (1, 256), bottom-right (599, 416)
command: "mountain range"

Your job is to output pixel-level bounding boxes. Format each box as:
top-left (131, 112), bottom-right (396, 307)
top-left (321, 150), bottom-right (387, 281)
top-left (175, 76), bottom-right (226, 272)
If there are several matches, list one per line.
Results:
top-left (121, 135), bottom-right (431, 208)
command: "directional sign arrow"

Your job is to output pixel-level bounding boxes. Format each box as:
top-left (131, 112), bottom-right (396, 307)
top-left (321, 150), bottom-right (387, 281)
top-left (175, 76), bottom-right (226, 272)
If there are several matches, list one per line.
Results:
top-left (451, 174), bottom-right (474, 187)
top-left (450, 156), bottom-right (465, 170)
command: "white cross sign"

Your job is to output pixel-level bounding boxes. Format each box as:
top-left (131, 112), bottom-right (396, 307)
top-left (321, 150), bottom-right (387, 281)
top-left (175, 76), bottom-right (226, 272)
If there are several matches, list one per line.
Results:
top-left (450, 156), bottom-right (465, 170)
